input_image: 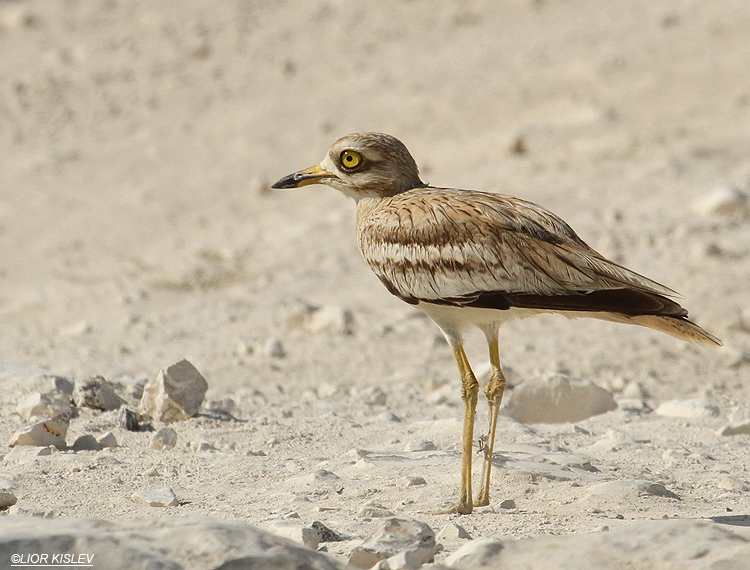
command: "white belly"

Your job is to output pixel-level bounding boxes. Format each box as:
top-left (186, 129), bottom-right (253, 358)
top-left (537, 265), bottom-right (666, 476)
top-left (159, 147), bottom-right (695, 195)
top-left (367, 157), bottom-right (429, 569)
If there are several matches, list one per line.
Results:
top-left (416, 301), bottom-right (631, 338)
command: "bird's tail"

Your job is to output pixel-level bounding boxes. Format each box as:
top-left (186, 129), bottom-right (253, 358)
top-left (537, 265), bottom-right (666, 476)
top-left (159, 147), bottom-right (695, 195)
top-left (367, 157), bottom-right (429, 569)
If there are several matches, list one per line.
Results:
top-left (629, 315), bottom-right (722, 347)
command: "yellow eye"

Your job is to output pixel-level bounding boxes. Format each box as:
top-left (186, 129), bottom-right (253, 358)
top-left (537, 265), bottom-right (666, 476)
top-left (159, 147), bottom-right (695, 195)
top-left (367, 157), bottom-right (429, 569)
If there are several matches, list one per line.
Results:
top-left (340, 150), bottom-right (363, 170)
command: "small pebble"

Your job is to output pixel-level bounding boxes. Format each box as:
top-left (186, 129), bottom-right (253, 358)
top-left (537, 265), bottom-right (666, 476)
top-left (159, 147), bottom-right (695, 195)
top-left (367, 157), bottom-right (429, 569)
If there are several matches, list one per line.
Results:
top-left (358, 503), bottom-right (395, 518)
top-left (116, 407), bottom-right (141, 431)
top-left (288, 303), bottom-right (354, 335)
top-left (399, 476), bottom-right (427, 488)
top-left (0, 487), bottom-right (18, 508)
top-left (403, 440), bottom-right (437, 452)
top-left (151, 427), bottom-right (178, 450)
top-left (8, 504), bottom-right (54, 518)
top-left (131, 487), bottom-right (178, 507)
top-left (97, 432), bottom-right (118, 448)
top-left (436, 523), bottom-right (472, 540)
top-left (499, 499), bottom-right (517, 509)
top-left (311, 521), bottom-right (345, 542)
top-left (260, 338), bottom-right (286, 358)
top-left (72, 434), bottom-right (102, 452)
top-left (691, 185), bottom-right (750, 219)
top-left (654, 399), bottom-right (720, 419)
top-left (188, 438), bottom-right (217, 452)
top-left (717, 477), bottom-right (750, 492)
top-left (358, 386), bottom-right (387, 406)
top-left (662, 449), bottom-right (689, 462)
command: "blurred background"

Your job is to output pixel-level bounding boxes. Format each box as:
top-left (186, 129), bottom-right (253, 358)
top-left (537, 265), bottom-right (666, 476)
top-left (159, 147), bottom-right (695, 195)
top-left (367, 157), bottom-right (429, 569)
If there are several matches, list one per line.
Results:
top-left (1, 0), bottom-right (748, 403)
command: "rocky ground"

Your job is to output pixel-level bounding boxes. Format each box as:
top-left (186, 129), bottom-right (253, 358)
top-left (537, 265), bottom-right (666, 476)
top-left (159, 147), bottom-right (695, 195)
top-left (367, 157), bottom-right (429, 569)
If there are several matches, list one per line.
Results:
top-left (1, 1), bottom-right (750, 569)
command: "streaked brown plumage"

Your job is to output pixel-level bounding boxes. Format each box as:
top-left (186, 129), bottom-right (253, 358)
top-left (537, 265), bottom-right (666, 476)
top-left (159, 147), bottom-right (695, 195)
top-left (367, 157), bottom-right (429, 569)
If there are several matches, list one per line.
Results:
top-left (272, 132), bottom-right (721, 514)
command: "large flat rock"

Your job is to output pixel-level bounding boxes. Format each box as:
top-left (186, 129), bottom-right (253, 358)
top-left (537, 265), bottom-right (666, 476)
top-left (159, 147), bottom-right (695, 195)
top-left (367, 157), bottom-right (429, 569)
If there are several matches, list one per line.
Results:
top-left (444, 519), bottom-right (750, 570)
top-left (0, 517), bottom-right (347, 570)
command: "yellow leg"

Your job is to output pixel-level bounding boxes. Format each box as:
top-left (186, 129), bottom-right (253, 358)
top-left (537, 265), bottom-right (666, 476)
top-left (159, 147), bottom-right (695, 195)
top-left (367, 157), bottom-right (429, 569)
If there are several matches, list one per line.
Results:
top-left (475, 333), bottom-right (507, 507)
top-left (454, 345), bottom-right (479, 514)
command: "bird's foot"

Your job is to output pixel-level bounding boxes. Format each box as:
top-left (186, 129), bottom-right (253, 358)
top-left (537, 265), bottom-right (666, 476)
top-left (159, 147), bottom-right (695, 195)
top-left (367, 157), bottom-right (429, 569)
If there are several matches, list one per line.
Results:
top-left (433, 501), bottom-right (473, 515)
top-left (474, 494), bottom-right (490, 507)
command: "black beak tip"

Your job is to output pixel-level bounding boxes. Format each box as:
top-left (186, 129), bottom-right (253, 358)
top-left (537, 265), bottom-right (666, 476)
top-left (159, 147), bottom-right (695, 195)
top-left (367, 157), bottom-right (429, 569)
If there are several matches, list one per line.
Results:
top-left (271, 173), bottom-right (298, 189)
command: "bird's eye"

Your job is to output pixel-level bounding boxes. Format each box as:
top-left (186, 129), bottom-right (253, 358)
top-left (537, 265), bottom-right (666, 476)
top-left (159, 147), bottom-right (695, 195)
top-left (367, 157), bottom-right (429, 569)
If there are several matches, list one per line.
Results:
top-left (340, 150), bottom-right (363, 170)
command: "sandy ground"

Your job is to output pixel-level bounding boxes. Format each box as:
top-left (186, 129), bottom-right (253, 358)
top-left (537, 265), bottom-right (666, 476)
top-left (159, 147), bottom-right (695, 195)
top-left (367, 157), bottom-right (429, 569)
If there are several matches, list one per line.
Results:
top-left (1, 0), bottom-right (750, 565)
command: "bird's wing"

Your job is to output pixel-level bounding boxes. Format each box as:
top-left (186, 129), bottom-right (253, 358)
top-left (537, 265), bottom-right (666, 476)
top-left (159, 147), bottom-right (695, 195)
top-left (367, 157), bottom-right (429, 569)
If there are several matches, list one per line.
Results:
top-left (357, 187), bottom-right (683, 315)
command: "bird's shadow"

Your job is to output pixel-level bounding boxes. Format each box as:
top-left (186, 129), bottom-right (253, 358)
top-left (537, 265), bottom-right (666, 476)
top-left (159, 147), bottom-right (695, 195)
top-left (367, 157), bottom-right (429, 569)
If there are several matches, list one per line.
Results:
top-left (709, 514), bottom-right (750, 527)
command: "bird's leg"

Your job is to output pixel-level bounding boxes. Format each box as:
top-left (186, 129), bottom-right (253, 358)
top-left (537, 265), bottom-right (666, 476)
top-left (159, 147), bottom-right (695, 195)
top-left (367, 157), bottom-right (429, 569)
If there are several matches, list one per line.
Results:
top-left (453, 345), bottom-right (479, 514)
top-left (475, 331), bottom-right (507, 507)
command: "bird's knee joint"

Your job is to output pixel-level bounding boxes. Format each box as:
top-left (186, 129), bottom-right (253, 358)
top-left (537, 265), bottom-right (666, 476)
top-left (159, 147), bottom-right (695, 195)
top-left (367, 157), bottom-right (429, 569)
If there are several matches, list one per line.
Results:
top-left (485, 370), bottom-right (507, 401)
top-left (461, 373), bottom-right (479, 401)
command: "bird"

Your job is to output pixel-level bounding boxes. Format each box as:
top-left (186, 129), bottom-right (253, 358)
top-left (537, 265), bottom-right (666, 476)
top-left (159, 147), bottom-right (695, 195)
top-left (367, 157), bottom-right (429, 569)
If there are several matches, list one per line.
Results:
top-left (272, 132), bottom-right (721, 514)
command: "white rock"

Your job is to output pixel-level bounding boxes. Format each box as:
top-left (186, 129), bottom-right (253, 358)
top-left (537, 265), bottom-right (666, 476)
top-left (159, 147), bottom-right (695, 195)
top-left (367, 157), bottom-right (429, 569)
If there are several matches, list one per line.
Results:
top-left (73, 375), bottom-right (126, 411)
top-left (654, 398), bottom-right (720, 419)
top-left (385, 550), bottom-right (428, 570)
top-left (507, 373), bottom-right (616, 424)
top-left (717, 476), bottom-right (750, 492)
top-left (7, 504), bottom-right (54, 518)
top-left (584, 479), bottom-right (679, 502)
top-left (358, 504), bottom-right (395, 518)
top-left (142, 464), bottom-right (176, 478)
top-left (265, 522), bottom-right (319, 550)
top-left (0, 516), bottom-right (350, 569)
top-left (436, 523), bottom-right (472, 541)
top-left (444, 520), bottom-right (750, 569)
top-left (662, 448), bottom-right (689, 462)
top-left (692, 185), bottom-right (750, 219)
top-left (139, 359), bottom-right (208, 423)
top-left (15, 391), bottom-right (73, 420)
top-left (0, 362), bottom-right (73, 395)
top-left (97, 432), bottom-right (118, 448)
top-left (9, 413), bottom-right (70, 449)
top-left (354, 518), bottom-right (437, 568)
top-left (622, 381), bottom-right (648, 399)
top-left (59, 320), bottom-right (93, 337)
top-left (444, 537), bottom-right (504, 567)
top-left (151, 427), bottom-right (178, 450)
top-left (348, 546), bottom-right (386, 569)
top-left (131, 487), bottom-right (178, 507)
top-left (3, 445), bottom-right (54, 464)
top-left (0, 5), bottom-right (38, 29)
top-left (499, 499), bottom-right (517, 509)
top-left (205, 396), bottom-right (236, 414)
top-left (403, 440), bottom-right (437, 452)
top-left (188, 439), bottom-right (217, 453)
top-left (288, 303), bottom-right (354, 335)
top-left (398, 476), bottom-right (426, 488)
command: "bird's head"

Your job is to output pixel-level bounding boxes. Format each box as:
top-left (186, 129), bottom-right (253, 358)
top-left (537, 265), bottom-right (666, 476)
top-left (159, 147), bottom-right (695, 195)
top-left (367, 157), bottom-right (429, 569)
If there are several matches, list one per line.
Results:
top-left (271, 132), bottom-right (424, 201)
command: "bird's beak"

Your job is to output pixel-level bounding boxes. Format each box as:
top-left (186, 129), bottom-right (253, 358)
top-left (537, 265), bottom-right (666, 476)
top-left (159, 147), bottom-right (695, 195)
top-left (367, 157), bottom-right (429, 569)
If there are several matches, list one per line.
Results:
top-left (271, 163), bottom-right (333, 189)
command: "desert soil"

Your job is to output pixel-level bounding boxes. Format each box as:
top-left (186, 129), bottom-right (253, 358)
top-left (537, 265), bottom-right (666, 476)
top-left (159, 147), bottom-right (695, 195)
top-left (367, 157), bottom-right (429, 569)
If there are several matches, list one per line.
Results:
top-left (1, 0), bottom-right (750, 566)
